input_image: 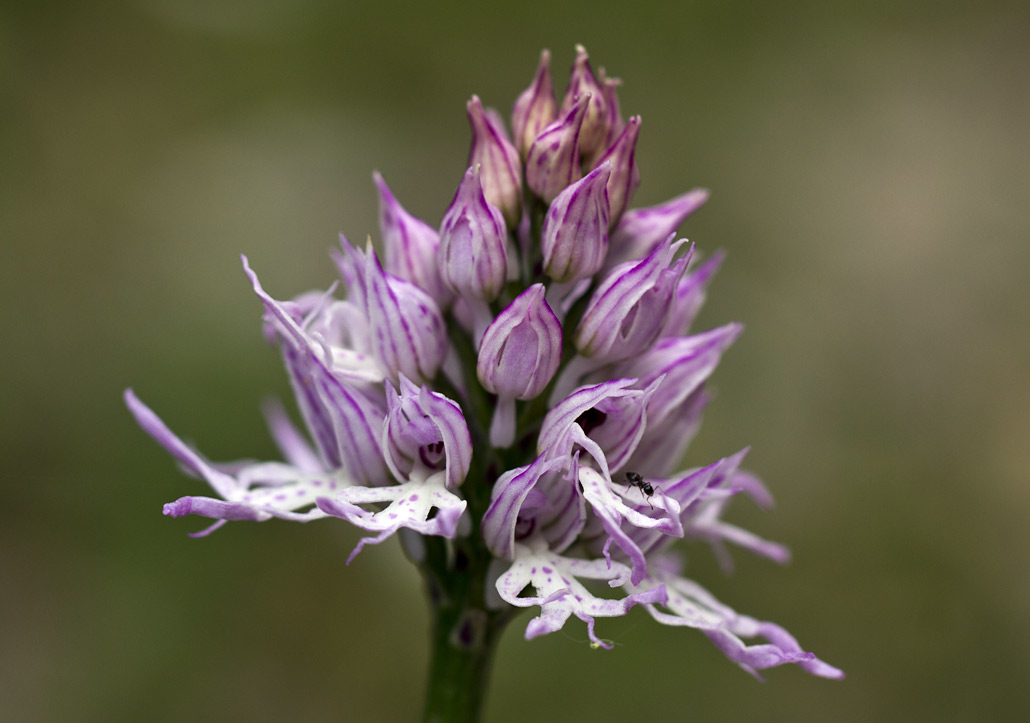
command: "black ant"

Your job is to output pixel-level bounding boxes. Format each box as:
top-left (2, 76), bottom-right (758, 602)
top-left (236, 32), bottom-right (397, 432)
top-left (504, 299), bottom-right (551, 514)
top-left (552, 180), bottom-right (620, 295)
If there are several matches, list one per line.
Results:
top-left (624, 471), bottom-right (659, 509)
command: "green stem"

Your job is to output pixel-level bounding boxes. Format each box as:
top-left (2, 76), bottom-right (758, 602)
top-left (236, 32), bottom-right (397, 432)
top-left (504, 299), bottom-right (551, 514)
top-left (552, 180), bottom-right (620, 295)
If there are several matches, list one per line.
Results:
top-left (421, 591), bottom-right (511, 723)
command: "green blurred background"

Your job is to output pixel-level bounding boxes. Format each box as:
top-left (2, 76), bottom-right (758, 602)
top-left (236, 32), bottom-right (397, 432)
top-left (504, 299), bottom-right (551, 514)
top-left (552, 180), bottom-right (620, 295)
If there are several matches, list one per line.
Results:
top-left (3, 0), bottom-right (1028, 720)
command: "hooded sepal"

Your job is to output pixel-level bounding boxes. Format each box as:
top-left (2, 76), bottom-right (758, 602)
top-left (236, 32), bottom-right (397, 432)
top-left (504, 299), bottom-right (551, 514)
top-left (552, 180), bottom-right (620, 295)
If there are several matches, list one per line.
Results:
top-left (477, 283), bottom-right (562, 401)
top-left (382, 374), bottom-right (472, 490)
top-left (617, 323), bottom-right (742, 430)
top-left (481, 454), bottom-right (567, 559)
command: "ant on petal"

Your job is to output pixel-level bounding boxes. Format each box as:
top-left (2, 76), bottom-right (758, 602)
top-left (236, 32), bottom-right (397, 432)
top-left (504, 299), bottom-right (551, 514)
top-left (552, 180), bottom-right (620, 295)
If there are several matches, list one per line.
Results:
top-left (624, 471), bottom-right (660, 510)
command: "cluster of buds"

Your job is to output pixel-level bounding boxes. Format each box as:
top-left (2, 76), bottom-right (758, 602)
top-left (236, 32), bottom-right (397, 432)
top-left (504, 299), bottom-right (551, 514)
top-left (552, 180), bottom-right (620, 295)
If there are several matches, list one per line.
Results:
top-left (127, 46), bottom-right (841, 680)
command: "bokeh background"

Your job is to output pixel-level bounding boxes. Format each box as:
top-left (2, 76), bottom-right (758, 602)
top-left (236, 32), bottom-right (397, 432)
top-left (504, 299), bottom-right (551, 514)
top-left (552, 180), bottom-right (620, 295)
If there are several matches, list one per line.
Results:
top-left (3, 0), bottom-right (1028, 720)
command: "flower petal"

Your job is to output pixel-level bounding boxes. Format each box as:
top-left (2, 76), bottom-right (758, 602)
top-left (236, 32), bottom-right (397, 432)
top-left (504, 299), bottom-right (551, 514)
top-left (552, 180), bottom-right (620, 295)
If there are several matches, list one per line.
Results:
top-left (496, 540), bottom-right (668, 649)
top-left (316, 472), bottom-right (467, 563)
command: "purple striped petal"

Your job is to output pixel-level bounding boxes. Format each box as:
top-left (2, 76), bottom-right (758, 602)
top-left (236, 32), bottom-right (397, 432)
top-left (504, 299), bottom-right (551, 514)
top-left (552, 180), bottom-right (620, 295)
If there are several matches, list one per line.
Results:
top-left (482, 455), bottom-right (566, 559)
top-left (589, 115), bottom-right (640, 226)
top-left (618, 323), bottom-right (742, 428)
top-left (350, 236), bottom-right (447, 383)
top-left (664, 250), bottom-right (726, 337)
top-left (374, 171), bottom-right (450, 307)
top-left (574, 236), bottom-right (692, 362)
top-left (537, 378), bottom-right (637, 469)
top-left (605, 189), bottom-right (709, 272)
top-left (595, 66), bottom-right (624, 160)
top-left (243, 257), bottom-right (389, 486)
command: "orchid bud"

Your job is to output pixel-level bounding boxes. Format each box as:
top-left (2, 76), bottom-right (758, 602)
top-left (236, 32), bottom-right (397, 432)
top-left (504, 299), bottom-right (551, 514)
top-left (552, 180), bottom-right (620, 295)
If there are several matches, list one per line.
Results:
top-left (438, 165), bottom-right (509, 303)
top-left (574, 235), bottom-right (693, 362)
top-left (590, 115), bottom-right (640, 226)
top-left (477, 283), bottom-right (562, 401)
top-left (560, 45), bottom-right (609, 159)
top-left (598, 66), bottom-right (624, 152)
top-left (541, 161), bottom-right (611, 283)
top-left (525, 93), bottom-right (589, 203)
top-left (511, 49), bottom-right (557, 158)
top-left (374, 172), bottom-right (450, 308)
top-left (477, 284), bottom-right (563, 447)
top-left (604, 189), bottom-right (709, 272)
top-left (467, 95), bottom-right (523, 228)
top-left (382, 375), bottom-right (472, 489)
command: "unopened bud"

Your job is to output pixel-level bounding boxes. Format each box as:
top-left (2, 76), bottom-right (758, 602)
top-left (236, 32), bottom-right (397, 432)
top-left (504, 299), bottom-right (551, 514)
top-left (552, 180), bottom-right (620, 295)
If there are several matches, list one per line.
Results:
top-left (541, 161), bottom-right (612, 283)
top-left (438, 165), bottom-right (509, 303)
top-left (512, 50), bottom-right (558, 159)
top-left (526, 94), bottom-right (589, 203)
top-left (467, 95), bottom-right (523, 228)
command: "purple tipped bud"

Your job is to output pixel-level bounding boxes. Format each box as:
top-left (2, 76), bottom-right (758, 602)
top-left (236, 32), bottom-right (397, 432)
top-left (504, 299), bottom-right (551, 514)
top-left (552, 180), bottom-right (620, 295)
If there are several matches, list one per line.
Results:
top-left (605, 189), bottom-right (709, 272)
top-left (526, 94), bottom-right (589, 203)
top-left (438, 165), bottom-right (509, 303)
top-left (541, 162), bottom-right (612, 283)
top-left (598, 67), bottom-right (624, 151)
top-left (574, 235), bottom-right (693, 362)
top-left (374, 172), bottom-right (450, 307)
top-left (477, 284), bottom-right (563, 401)
top-left (512, 49), bottom-right (558, 159)
top-left (382, 375), bottom-right (472, 489)
top-left (590, 115), bottom-right (640, 226)
top-left (561, 45), bottom-right (609, 159)
top-left (467, 95), bottom-right (523, 228)
top-left (478, 284), bottom-right (563, 447)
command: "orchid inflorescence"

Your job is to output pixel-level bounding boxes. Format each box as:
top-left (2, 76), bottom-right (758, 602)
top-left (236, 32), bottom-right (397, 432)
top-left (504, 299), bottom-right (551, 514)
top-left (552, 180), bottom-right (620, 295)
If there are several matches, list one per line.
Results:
top-left (127, 45), bottom-right (841, 685)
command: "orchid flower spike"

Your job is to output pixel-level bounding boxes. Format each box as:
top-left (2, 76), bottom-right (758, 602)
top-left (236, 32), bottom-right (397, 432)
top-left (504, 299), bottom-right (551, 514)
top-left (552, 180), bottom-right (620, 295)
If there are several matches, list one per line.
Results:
top-left (127, 49), bottom-right (843, 718)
